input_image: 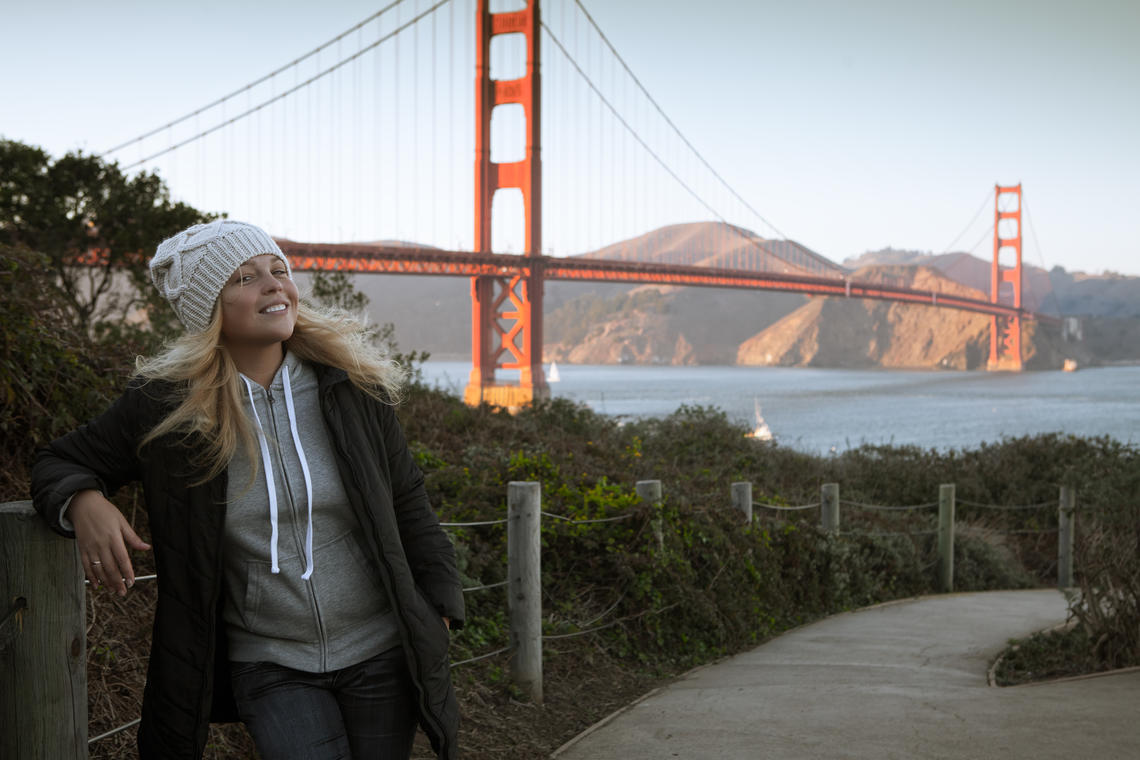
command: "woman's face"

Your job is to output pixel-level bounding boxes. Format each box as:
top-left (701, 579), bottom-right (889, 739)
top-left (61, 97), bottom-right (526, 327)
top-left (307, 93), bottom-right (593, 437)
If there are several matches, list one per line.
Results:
top-left (218, 254), bottom-right (299, 350)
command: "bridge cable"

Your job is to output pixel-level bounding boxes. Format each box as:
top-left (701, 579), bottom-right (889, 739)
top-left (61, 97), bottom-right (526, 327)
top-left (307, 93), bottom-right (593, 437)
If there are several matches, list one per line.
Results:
top-left (112, 0), bottom-right (454, 171)
top-left (938, 190), bottom-right (992, 255)
top-left (101, 0), bottom-right (410, 157)
top-left (396, 2), bottom-right (405, 240)
top-left (1021, 196), bottom-right (1065, 318)
top-left (540, 22), bottom-right (730, 235)
top-left (571, 0), bottom-right (792, 244)
top-left (965, 221), bottom-right (995, 257)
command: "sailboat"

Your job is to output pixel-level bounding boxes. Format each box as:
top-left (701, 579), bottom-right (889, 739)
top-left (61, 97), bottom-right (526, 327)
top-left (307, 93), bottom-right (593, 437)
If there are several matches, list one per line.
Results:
top-left (546, 361), bottom-right (561, 383)
top-left (745, 398), bottom-right (773, 441)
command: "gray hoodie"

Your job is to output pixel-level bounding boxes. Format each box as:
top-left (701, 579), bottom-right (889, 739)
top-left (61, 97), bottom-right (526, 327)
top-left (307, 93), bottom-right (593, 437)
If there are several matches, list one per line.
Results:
top-left (223, 352), bottom-right (400, 671)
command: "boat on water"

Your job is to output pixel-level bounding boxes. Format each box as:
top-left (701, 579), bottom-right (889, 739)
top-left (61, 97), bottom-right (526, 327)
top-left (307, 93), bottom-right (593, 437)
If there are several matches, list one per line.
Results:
top-left (745, 399), bottom-right (773, 441)
top-left (1063, 359), bottom-right (1079, 372)
top-left (546, 361), bottom-right (561, 383)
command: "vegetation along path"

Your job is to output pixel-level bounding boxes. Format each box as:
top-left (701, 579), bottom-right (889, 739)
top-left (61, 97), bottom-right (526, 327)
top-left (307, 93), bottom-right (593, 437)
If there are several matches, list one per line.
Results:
top-left (553, 590), bottom-right (1140, 760)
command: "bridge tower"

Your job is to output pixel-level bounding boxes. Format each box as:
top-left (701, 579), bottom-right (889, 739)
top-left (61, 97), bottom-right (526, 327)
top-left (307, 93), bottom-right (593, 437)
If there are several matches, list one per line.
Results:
top-left (464, 0), bottom-right (549, 408)
top-left (988, 183), bottom-right (1023, 371)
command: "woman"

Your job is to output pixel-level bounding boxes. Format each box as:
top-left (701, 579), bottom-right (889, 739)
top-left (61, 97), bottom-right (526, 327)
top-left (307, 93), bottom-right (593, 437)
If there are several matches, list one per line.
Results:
top-left (32, 220), bottom-right (463, 759)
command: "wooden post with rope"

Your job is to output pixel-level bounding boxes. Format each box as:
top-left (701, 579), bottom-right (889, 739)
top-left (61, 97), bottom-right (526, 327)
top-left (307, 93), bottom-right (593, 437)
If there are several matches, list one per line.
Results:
top-left (1, 501), bottom-right (87, 759)
top-left (730, 482), bottom-right (752, 524)
top-left (637, 480), bottom-right (664, 553)
top-left (820, 483), bottom-right (840, 534)
top-left (938, 484), bottom-right (956, 593)
top-left (507, 482), bottom-right (542, 704)
top-left (1058, 485), bottom-right (1075, 589)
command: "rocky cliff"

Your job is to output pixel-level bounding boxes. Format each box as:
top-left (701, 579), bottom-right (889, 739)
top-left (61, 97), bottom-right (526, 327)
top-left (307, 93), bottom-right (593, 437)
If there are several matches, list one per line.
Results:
top-left (736, 265), bottom-right (1087, 370)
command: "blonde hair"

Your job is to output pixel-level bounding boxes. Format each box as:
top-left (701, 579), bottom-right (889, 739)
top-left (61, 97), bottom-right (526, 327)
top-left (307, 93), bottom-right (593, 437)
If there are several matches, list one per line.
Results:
top-left (135, 302), bottom-right (407, 484)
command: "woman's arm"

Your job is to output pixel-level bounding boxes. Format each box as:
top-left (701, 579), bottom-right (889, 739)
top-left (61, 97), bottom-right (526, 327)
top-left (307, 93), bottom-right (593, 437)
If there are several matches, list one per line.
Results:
top-left (31, 385), bottom-right (154, 594)
top-left (65, 489), bottom-right (151, 594)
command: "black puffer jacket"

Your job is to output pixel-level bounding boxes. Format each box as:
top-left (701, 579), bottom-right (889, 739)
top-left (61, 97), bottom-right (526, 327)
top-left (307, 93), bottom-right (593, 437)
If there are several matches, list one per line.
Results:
top-left (31, 363), bottom-right (464, 759)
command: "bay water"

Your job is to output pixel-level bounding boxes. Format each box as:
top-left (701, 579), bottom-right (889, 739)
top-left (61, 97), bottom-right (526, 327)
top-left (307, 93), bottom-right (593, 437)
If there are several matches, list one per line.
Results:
top-left (419, 362), bottom-right (1140, 456)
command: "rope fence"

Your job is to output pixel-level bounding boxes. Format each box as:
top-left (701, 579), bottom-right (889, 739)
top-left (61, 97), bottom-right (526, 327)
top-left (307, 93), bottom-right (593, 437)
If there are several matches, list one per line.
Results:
top-left (731, 480), bottom-right (1076, 596)
top-left (87, 718), bottom-right (141, 746)
top-left (450, 645), bottom-right (513, 669)
top-left (440, 518), bottom-right (508, 527)
top-left (540, 510), bottom-right (637, 524)
top-left (1, 478), bottom-right (1081, 750)
top-left (958, 499), bottom-right (1054, 510)
top-left (541, 602), bottom-right (680, 641)
top-left (752, 501), bottom-right (820, 512)
top-left (845, 530), bottom-right (939, 538)
top-left (840, 500), bottom-right (938, 511)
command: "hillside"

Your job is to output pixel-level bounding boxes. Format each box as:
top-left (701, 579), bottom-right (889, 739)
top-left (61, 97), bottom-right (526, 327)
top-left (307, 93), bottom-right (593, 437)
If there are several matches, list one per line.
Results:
top-left (737, 266), bottom-right (989, 369)
top-left (736, 265), bottom-right (1085, 370)
top-left (845, 247), bottom-right (1140, 318)
top-left (543, 285), bottom-right (805, 365)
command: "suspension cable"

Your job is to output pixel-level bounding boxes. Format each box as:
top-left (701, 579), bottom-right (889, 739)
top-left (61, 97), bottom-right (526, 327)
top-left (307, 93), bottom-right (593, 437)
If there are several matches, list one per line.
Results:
top-left (939, 190), bottom-right (992, 255)
top-left (102, 0), bottom-right (409, 157)
top-left (1022, 195), bottom-right (1065, 318)
top-left (571, 0), bottom-right (793, 244)
top-left (112, 0), bottom-right (454, 170)
top-left (541, 22), bottom-right (730, 230)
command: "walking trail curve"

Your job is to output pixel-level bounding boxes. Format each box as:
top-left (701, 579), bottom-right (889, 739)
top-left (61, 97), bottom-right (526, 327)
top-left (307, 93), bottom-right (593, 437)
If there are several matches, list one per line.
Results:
top-left (552, 590), bottom-right (1140, 760)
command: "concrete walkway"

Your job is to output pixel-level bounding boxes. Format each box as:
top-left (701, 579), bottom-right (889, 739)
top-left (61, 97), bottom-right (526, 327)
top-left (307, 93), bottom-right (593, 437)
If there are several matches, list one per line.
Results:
top-left (552, 590), bottom-right (1140, 759)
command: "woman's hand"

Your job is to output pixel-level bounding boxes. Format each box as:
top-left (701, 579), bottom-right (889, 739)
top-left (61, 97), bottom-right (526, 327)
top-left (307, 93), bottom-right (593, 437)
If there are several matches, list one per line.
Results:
top-left (68, 489), bottom-right (151, 595)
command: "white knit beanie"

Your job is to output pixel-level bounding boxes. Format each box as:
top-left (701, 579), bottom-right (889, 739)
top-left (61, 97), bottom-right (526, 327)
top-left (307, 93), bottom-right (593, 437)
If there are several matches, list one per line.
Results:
top-left (150, 220), bottom-right (291, 333)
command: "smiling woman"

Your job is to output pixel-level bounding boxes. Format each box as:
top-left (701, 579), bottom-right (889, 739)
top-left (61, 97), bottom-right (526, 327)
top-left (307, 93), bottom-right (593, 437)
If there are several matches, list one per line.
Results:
top-left (219, 254), bottom-right (301, 385)
top-left (30, 221), bottom-right (463, 760)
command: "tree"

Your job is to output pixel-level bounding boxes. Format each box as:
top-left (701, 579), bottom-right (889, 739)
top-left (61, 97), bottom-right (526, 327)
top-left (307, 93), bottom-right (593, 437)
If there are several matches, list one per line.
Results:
top-left (0, 140), bottom-right (213, 496)
top-left (0, 139), bottom-right (211, 343)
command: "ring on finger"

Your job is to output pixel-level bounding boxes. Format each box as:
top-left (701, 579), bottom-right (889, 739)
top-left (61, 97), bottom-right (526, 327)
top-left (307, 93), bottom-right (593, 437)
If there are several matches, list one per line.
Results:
top-left (92, 560), bottom-right (102, 566)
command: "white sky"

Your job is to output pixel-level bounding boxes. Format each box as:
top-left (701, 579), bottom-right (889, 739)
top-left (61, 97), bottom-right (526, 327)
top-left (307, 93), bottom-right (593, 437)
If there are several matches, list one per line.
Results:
top-left (3, 0), bottom-right (1138, 274)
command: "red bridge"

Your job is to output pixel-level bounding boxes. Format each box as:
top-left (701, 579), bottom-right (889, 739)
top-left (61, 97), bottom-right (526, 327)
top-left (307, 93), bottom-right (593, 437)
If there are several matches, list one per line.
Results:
top-left (106, 1), bottom-right (1053, 408)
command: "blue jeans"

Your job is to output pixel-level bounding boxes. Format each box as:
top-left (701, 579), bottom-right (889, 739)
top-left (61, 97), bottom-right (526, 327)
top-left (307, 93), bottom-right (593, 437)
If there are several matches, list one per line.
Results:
top-left (230, 646), bottom-right (417, 760)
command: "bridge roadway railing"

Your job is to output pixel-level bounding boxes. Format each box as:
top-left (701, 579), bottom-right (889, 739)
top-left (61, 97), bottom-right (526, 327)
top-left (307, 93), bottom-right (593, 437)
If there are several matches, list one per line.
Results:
top-left (275, 239), bottom-right (1058, 325)
top-left (0, 481), bottom-right (1075, 755)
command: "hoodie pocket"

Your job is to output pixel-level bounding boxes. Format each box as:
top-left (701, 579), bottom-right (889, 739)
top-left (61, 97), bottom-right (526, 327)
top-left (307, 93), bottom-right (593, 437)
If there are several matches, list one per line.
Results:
top-left (241, 559), bottom-right (319, 644)
top-left (310, 529), bottom-right (393, 639)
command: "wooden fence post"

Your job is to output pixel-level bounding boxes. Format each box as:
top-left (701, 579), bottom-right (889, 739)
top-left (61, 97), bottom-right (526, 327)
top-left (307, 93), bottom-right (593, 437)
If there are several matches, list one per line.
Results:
top-left (637, 480), bottom-right (664, 553)
top-left (1, 501), bottom-right (87, 760)
top-left (820, 483), bottom-right (839, 534)
top-left (1058, 485), bottom-right (1075, 589)
top-left (938, 484), bottom-right (956, 593)
top-left (730, 482), bottom-right (752, 524)
top-left (507, 482), bottom-right (542, 704)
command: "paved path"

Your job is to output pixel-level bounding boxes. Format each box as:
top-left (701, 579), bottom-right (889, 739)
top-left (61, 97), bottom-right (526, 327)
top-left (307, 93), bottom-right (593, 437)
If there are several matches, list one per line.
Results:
top-left (552, 590), bottom-right (1140, 759)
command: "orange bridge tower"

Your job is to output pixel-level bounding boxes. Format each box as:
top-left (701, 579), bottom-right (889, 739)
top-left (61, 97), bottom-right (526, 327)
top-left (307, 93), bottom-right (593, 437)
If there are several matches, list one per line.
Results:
top-left (464, 0), bottom-right (549, 408)
top-left (988, 183), bottom-right (1024, 371)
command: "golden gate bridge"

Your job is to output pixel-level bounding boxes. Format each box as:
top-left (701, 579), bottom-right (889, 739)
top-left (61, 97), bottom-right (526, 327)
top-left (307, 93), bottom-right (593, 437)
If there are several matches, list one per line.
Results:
top-left (100, 0), bottom-right (1053, 407)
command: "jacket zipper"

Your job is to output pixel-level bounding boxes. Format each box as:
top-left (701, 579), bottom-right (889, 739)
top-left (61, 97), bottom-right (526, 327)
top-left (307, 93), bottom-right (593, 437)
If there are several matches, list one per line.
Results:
top-left (265, 384), bottom-right (328, 671)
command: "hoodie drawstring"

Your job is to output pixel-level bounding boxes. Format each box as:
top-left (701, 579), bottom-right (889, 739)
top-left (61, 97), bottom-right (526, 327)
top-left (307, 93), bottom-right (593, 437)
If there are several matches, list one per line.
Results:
top-left (241, 364), bottom-right (315, 578)
top-left (281, 364), bottom-right (315, 580)
top-left (242, 376), bottom-right (280, 574)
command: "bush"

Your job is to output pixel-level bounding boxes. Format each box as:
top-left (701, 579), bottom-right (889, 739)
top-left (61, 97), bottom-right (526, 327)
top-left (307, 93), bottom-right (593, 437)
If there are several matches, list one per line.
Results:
top-left (0, 246), bottom-right (137, 500)
top-left (1069, 470), bottom-right (1140, 668)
